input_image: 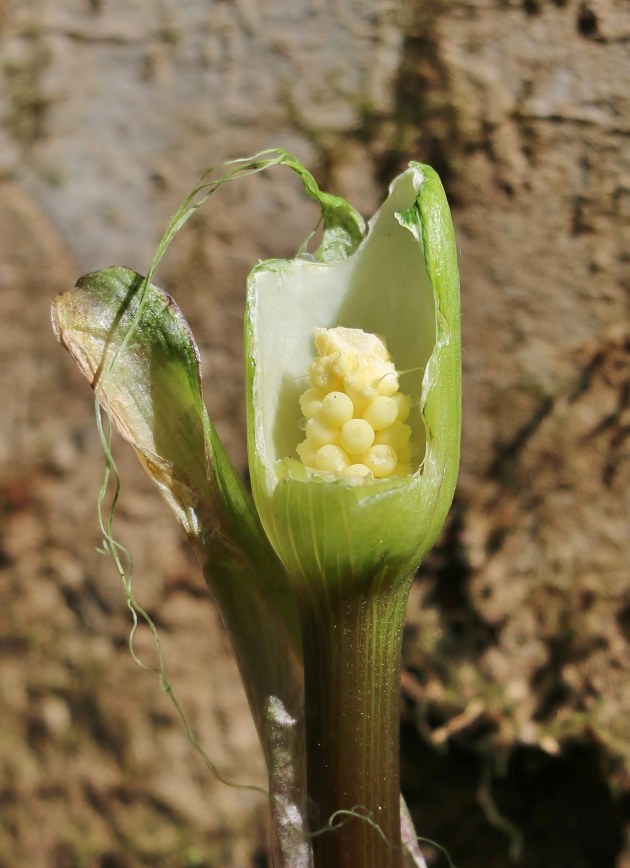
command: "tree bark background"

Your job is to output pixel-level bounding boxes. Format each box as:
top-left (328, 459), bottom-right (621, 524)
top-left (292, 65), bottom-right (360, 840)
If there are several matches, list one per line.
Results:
top-left (0, 1), bottom-right (628, 865)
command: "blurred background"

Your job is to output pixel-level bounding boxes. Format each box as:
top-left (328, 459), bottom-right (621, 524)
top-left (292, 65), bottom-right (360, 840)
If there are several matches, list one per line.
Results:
top-left (0, 0), bottom-right (629, 865)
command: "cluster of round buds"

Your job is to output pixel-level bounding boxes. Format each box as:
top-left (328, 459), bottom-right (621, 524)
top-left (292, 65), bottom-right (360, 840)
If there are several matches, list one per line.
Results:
top-left (296, 327), bottom-right (413, 481)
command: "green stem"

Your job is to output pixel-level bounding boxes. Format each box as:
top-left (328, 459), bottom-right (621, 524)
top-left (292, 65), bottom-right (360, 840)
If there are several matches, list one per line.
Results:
top-left (299, 572), bottom-right (411, 868)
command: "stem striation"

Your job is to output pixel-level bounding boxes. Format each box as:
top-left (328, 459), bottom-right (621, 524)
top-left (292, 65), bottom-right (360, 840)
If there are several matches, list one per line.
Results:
top-left (300, 570), bottom-right (411, 868)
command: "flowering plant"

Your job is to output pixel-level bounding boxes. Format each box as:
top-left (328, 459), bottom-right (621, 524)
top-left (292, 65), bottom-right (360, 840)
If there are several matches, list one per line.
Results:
top-left (52, 150), bottom-right (460, 868)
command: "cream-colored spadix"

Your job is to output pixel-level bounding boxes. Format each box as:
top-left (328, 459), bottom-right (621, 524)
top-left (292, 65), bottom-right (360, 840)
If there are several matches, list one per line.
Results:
top-left (296, 326), bottom-right (413, 481)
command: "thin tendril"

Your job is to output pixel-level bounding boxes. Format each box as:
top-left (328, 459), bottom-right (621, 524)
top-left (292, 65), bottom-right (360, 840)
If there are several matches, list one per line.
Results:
top-left (90, 151), bottom-right (310, 798)
top-left (306, 805), bottom-right (457, 867)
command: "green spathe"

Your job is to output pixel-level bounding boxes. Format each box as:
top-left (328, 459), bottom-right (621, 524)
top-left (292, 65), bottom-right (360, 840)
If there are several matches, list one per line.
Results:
top-left (246, 164), bottom-right (461, 592)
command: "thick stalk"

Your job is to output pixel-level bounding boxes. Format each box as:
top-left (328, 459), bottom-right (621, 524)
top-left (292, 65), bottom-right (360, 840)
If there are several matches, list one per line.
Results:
top-left (300, 572), bottom-right (411, 868)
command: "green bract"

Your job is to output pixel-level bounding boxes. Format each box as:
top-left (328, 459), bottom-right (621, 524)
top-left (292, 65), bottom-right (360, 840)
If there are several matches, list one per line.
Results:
top-left (51, 267), bottom-right (301, 742)
top-left (246, 163), bottom-right (460, 592)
